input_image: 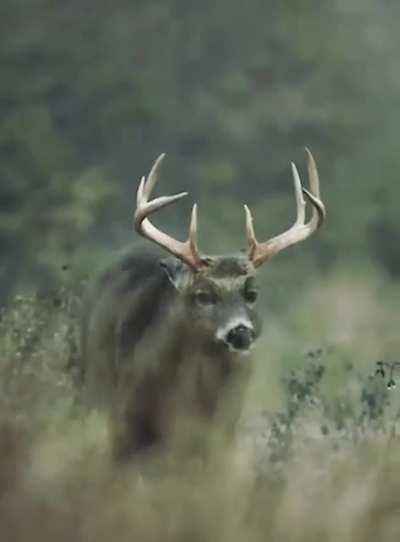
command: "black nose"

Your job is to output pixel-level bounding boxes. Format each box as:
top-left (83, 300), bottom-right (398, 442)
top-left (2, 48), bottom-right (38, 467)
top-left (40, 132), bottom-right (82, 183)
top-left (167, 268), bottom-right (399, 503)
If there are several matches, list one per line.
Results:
top-left (226, 324), bottom-right (254, 351)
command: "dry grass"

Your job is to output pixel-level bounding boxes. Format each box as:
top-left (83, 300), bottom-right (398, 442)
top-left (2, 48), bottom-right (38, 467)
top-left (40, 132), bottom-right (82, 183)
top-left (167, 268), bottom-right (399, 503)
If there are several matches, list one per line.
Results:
top-left (1, 275), bottom-right (400, 542)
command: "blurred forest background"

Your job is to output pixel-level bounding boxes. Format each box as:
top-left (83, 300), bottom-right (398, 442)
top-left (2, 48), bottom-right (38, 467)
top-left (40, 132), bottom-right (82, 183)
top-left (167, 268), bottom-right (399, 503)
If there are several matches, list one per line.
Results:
top-left (3, 3), bottom-right (400, 540)
top-left (2, 0), bottom-right (400, 302)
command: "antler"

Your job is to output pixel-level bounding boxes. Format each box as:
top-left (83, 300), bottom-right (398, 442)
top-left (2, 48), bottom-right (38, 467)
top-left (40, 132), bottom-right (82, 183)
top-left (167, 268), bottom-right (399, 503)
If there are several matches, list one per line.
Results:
top-left (134, 154), bottom-right (206, 270)
top-left (244, 148), bottom-right (326, 268)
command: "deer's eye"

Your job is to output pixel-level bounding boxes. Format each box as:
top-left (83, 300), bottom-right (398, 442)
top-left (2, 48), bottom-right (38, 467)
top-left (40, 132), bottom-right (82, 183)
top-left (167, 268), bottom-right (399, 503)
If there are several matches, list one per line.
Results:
top-left (194, 291), bottom-right (215, 306)
top-left (244, 289), bottom-right (258, 304)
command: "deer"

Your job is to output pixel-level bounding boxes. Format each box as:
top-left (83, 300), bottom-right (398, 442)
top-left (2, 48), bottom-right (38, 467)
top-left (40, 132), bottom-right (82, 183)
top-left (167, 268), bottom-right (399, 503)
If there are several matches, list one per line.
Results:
top-left (81, 149), bottom-right (325, 460)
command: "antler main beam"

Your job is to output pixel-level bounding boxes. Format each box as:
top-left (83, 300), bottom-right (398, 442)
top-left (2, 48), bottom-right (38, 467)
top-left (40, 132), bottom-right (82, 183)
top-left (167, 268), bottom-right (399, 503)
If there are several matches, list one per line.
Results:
top-left (134, 154), bottom-right (206, 270)
top-left (245, 149), bottom-right (326, 268)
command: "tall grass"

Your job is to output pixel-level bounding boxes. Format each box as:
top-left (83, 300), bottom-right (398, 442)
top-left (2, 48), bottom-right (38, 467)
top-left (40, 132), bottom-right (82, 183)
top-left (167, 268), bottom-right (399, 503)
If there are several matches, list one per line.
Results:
top-left (1, 272), bottom-right (400, 541)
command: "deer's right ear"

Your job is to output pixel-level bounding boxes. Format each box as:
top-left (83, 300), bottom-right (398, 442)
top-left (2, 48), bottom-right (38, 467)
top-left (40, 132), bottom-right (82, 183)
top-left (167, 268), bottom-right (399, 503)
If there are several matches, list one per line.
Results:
top-left (160, 258), bottom-right (190, 290)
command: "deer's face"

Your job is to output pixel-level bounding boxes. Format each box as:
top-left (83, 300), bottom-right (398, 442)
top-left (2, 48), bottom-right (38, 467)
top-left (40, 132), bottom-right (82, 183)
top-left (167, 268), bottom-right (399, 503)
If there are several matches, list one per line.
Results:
top-left (162, 255), bottom-right (261, 355)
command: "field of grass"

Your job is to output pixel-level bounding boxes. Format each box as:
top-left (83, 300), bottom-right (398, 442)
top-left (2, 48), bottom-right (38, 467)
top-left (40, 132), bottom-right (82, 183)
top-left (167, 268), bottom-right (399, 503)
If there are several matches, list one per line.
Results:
top-left (1, 270), bottom-right (400, 541)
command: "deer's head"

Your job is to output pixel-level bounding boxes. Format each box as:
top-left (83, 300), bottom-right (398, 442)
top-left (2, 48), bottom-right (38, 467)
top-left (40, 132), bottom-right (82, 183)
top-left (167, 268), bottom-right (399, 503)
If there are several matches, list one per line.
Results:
top-left (134, 151), bottom-right (325, 354)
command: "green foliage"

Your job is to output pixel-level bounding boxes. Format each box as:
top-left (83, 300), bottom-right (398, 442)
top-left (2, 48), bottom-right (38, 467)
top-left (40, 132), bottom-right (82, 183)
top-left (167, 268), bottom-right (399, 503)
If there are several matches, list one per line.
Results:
top-left (2, 0), bottom-right (400, 297)
top-left (0, 289), bottom-right (81, 430)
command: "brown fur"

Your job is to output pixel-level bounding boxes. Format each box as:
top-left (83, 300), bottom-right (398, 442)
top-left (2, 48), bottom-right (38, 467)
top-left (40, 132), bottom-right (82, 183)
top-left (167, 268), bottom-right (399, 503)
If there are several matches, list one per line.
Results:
top-left (81, 246), bottom-right (260, 459)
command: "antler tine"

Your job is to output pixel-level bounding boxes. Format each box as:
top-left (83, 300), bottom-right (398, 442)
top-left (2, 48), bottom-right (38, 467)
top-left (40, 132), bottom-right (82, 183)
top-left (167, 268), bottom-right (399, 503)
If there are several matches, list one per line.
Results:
top-left (136, 176), bottom-right (146, 206)
top-left (244, 204), bottom-right (257, 260)
top-left (246, 149), bottom-right (326, 268)
top-left (142, 153), bottom-right (165, 202)
top-left (305, 148), bottom-right (320, 198)
top-left (189, 203), bottom-right (199, 254)
top-left (291, 162), bottom-right (306, 225)
top-left (305, 147), bottom-right (325, 229)
top-left (134, 154), bottom-right (206, 270)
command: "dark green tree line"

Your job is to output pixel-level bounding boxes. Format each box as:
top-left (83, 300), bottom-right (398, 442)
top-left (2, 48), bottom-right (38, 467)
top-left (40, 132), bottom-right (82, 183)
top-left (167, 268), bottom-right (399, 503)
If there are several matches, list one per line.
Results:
top-left (1, 0), bottom-right (400, 297)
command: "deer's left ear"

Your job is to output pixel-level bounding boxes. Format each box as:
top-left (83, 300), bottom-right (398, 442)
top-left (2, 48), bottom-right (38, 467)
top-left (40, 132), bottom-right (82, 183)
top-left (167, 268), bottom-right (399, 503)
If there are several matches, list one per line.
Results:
top-left (160, 257), bottom-right (191, 290)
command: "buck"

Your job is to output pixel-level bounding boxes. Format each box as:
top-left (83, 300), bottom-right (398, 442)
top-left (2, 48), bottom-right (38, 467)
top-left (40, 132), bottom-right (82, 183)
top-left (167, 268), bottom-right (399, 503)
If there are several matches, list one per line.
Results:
top-left (81, 149), bottom-right (325, 459)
